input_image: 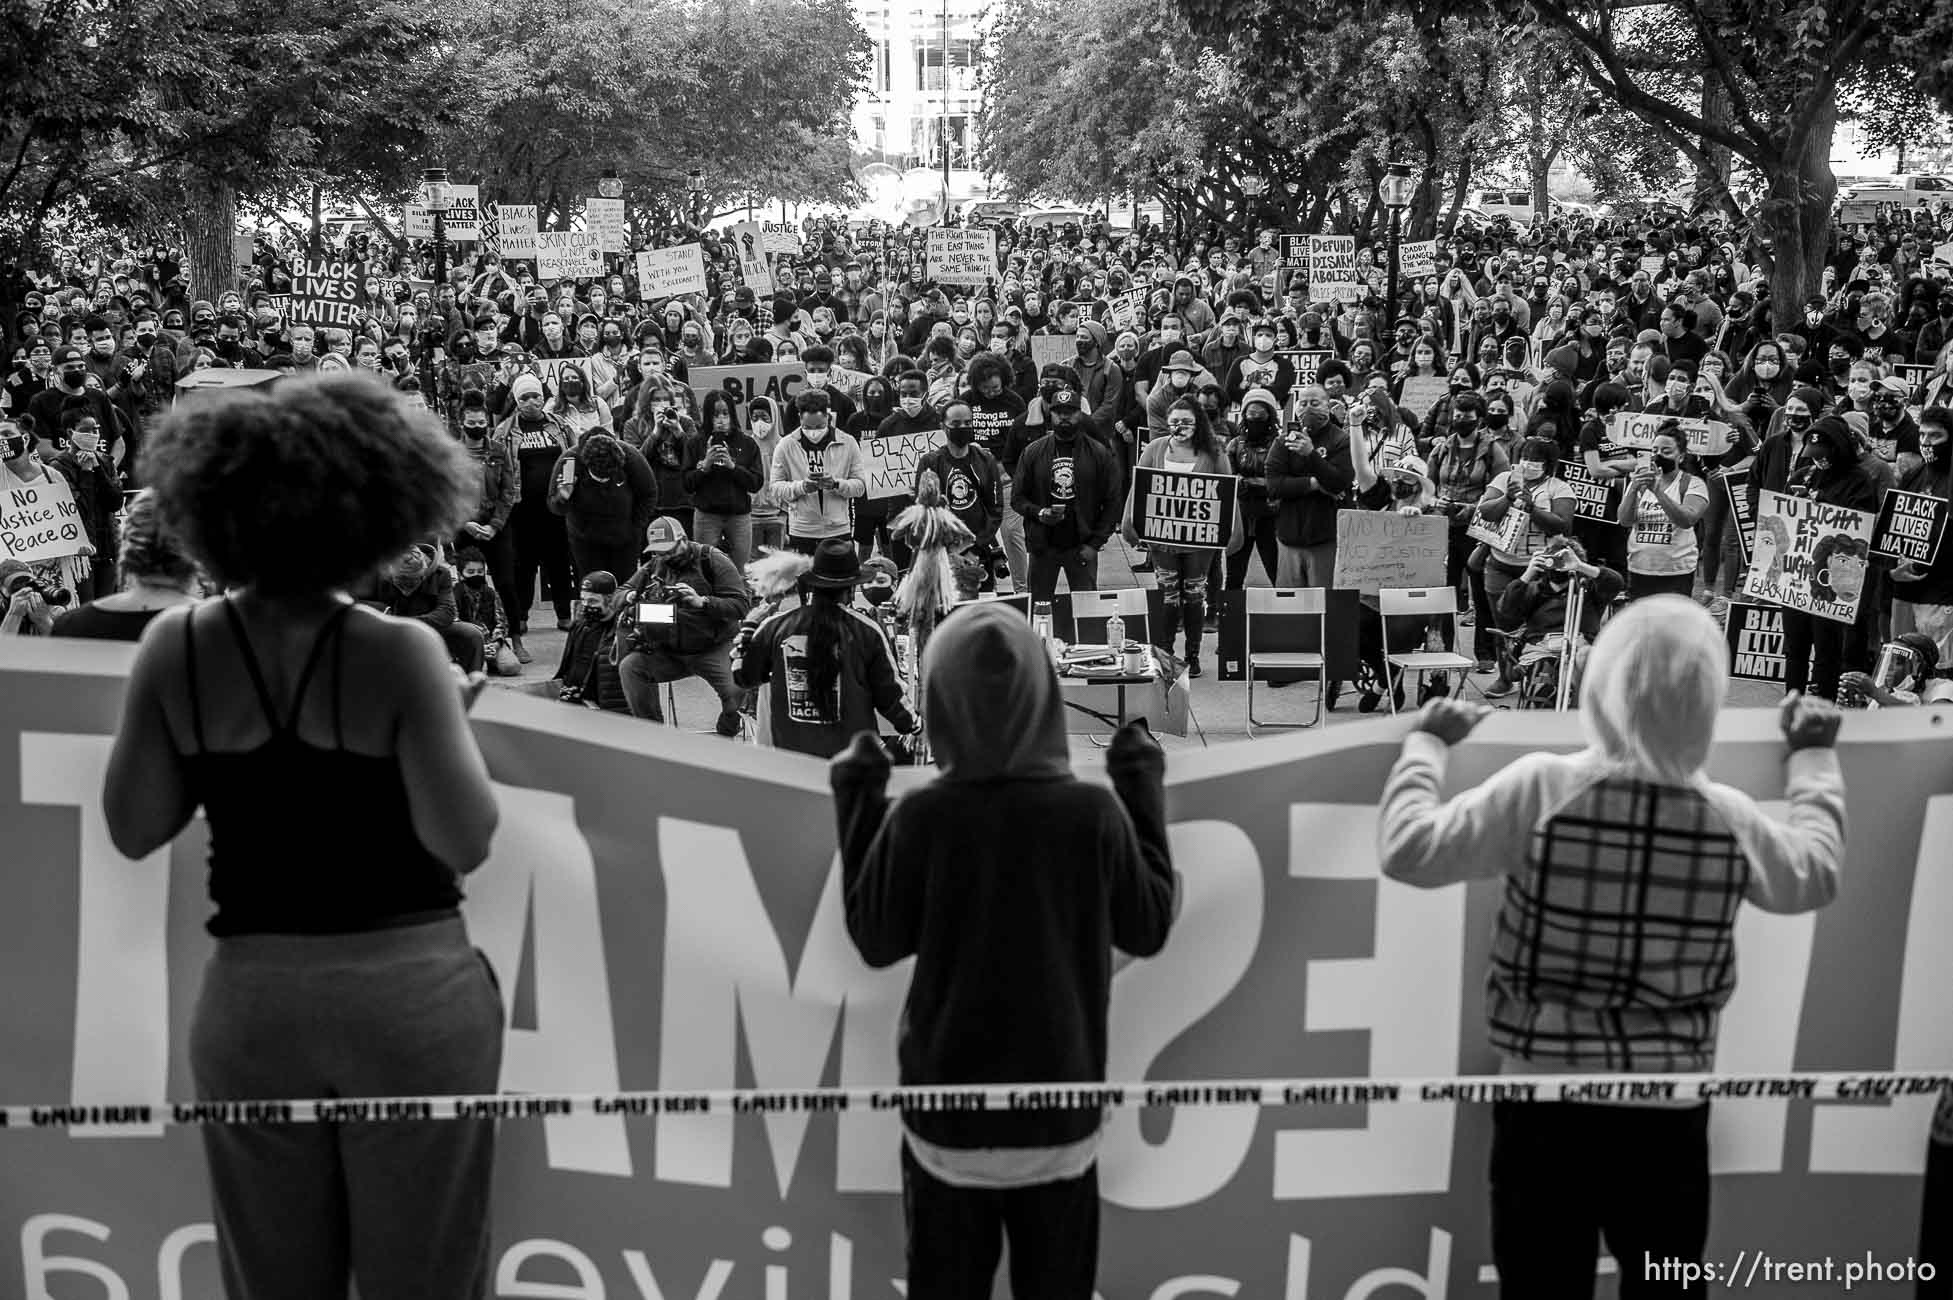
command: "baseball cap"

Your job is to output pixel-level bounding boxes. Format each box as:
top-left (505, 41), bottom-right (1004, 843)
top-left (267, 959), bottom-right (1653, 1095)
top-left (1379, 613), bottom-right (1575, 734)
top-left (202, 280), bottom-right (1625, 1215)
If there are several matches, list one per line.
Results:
top-left (642, 515), bottom-right (689, 556)
top-left (52, 345), bottom-right (84, 366)
top-left (1047, 387), bottom-right (1081, 411)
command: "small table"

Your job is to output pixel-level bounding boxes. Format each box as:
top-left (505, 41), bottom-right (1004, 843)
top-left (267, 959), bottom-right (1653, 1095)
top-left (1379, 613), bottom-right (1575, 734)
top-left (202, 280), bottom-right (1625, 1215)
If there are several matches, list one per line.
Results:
top-left (1060, 664), bottom-right (1157, 744)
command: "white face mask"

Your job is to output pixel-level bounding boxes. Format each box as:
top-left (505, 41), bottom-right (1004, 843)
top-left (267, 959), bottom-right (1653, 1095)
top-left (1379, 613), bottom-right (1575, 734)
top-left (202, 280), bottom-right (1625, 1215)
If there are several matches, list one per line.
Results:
top-left (804, 372), bottom-right (828, 390)
top-left (899, 396), bottom-right (925, 416)
top-left (1848, 381), bottom-right (1871, 402)
top-left (1170, 372), bottom-right (1191, 389)
top-left (752, 419), bottom-right (772, 438)
top-left (1519, 462), bottom-right (1545, 482)
top-left (989, 338), bottom-right (1008, 354)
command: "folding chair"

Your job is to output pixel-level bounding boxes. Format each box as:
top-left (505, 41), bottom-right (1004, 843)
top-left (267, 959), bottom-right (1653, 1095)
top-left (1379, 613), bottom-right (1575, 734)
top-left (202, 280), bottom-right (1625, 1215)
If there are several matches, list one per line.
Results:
top-left (950, 592), bottom-right (1032, 618)
top-left (1379, 587), bottom-right (1479, 715)
top-left (1245, 587), bottom-right (1327, 734)
top-left (1067, 588), bottom-right (1150, 648)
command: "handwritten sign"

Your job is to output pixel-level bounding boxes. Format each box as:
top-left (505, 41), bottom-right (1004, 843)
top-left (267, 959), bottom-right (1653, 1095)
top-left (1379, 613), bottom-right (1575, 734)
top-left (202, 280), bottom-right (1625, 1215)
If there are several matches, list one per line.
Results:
top-left (688, 361), bottom-right (807, 409)
top-left (861, 428), bottom-right (946, 501)
top-left (0, 477), bottom-right (87, 564)
top-left (1724, 602), bottom-right (1786, 684)
top-left (1608, 411), bottom-right (1733, 457)
top-left (1837, 199), bottom-right (1878, 226)
top-left (1870, 489), bottom-right (1948, 566)
top-left (1396, 374), bottom-right (1448, 420)
top-left (1030, 333), bottom-right (1078, 377)
top-left (1741, 489), bottom-right (1875, 624)
top-left (585, 197), bottom-right (627, 255)
top-left (1638, 254), bottom-right (1667, 278)
top-left (727, 221), bottom-right (774, 297)
top-left (635, 244), bottom-right (708, 300)
top-left (1108, 287), bottom-right (1145, 333)
top-left (926, 228), bottom-right (999, 287)
top-left (498, 204), bottom-right (539, 259)
top-left (1722, 468), bottom-right (1754, 567)
top-left (1309, 235), bottom-right (1360, 304)
top-left (1559, 460), bottom-right (1618, 525)
top-left (1398, 240), bottom-right (1436, 281)
top-left (535, 230), bottom-right (603, 281)
top-left (759, 221), bottom-right (801, 255)
top-left (1130, 466), bottom-right (1237, 550)
top-left (1332, 511), bottom-right (1447, 596)
top-left (286, 256), bottom-right (364, 329)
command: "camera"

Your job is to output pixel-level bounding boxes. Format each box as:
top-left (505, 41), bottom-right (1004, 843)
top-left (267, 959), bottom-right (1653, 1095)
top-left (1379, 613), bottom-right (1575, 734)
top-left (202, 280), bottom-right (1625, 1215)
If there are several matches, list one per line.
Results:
top-left (2, 569), bottom-right (72, 608)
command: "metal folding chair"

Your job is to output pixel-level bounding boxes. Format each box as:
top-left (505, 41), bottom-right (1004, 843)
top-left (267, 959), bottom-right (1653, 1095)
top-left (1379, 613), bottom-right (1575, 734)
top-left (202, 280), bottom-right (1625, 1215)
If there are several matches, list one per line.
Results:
top-left (1379, 586), bottom-right (1479, 714)
top-left (1067, 588), bottom-right (1150, 648)
top-left (1245, 587), bottom-right (1327, 734)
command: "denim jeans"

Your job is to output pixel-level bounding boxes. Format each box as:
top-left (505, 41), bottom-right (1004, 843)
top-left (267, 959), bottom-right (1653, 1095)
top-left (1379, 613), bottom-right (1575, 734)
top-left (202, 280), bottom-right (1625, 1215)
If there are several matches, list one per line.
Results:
top-left (694, 511), bottom-right (754, 572)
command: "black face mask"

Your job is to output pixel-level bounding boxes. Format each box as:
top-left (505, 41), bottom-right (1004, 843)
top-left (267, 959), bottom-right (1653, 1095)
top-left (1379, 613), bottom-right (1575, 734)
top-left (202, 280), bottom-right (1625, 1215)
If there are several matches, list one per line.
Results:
top-left (580, 601), bottom-right (607, 620)
top-left (59, 369), bottom-right (84, 389)
top-left (1655, 453), bottom-right (1679, 472)
top-left (1452, 417), bottom-right (1478, 435)
top-left (2, 434), bottom-right (28, 460)
top-left (1391, 481), bottom-right (1419, 499)
top-left (1923, 439), bottom-right (1947, 464)
top-left (1485, 412), bottom-right (1510, 429)
top-left (462, 574), bottom-right (487, 589)
top-left (1785, 412), bottom-right (1812, 433)
top-left (944, 425), bottom-right (975, 449)
top-left (863, 584), bottom-right (894, 606)
top-left (462, 424), bottom-right (489, 441)
top-left (1052, 417), bottom-right (1078, 440)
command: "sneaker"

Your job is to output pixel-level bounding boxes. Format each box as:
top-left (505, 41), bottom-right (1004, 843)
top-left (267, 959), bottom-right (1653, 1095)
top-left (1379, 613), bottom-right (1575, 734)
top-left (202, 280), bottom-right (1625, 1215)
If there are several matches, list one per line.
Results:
top-left (1325, 679), bottom-right (1343, 711)
top-left (1483, 676), bottom-right (1516, 699)
top-left (1420, 673), bottom-right (1450, 704)
top-left (1475, 659), bottom-right (1497, 675)
top-left (1458, 608), bottom-right (1475, 627)
top-left (1707, 596), bottom-right (1730, 621)
top-left (511, 634), bottom-right (533, 665)
top-left (715, 709), bottom-right (743, 738)
top-left (1186, 657), bottom-right (1203, 679)
top-left (1358, 689), bottom-right (1381, 714)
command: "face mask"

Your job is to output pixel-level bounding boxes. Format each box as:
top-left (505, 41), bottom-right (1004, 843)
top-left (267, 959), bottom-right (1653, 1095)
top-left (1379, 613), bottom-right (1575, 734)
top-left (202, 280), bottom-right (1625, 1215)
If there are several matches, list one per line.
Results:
top-left (1848, 382), bottom-right (1871, 402)
top-left (1786, 412), bottom-right (1812, 432)
top-left (899, 396), bottom-right (925, 417)
top-left (580, 599), bottom-right (606, 619)
top-left (1391, 481), bottom-right (1419, 499)
top-left (752, 419), bottom-right (772, 438)
top-left (1159, 328), bottom-right (1181, 345)
top-left (804, 372), bottom-right (828, 390)
top-left (1923, 438), bottom-right (1947, 463)
top-left (463, 573), bottom-right (487, 589)
top-left (1, 433), bottom-right (27, 461)
top-left (70, 430), bottom-right (99, 453)
top-left (1052, 417), bottom-right (1077, 438)
top-left (1075, 336), bottom-right (1095, 357)
top-left (1654, 453), bottom-right (1678, 472)
top-left (1755, 361), bottom-right (1779, 379)
top-left (1170, 372), bottom-right (1190, 389)
top-left (1486, 411), bottom-right (1510, 429)
top-left (1519, 462), bottom-right (1545, 482)
top-left (59, 369), bottom-right (84, 389)
top-left (1452, 417), bottom-right (1478, 436)
top-left (945, 424), bottom-right (975, 448)
top-left (863, 584), bottom-right (894, 606)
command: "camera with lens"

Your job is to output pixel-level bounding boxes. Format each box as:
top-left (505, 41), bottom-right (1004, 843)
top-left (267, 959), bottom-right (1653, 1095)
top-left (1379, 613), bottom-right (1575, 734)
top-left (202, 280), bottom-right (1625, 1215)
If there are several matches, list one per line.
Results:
top-left (2, 569), bottom-right (72, 608)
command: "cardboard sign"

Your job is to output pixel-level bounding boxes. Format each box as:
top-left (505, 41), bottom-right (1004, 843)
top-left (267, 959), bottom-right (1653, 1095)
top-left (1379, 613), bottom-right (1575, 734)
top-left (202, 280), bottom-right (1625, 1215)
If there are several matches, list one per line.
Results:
top-left (585, 197), bottom-right (627, 255)
top-left (403, 205), bottom-right (433, 239)
top-left (861, 428), bottom-right (946, 501)
top-left (1870, 489), bottom-right (1948, 567)
top-left (1398, 240), bottom-right (1436, 281)
top-left (1722, 467), bottom-right (1754, 568)
top-left (1130, 466), bottom-right (1237, 550)
top-left (1465, 501), bottom-right (1527, 552)
top-left (926, 228), bottom-right (999, 286)
top-left (1558, 460), bottom-right (1618, 525)
top-left (727, 221), bottom-right (775, 296)
top-left (1278, 349), bottom-right (1333, 392)
top-left (285, 255), bottom-right (364, 329)
top-left (1638, 254), bottom-right (1667, 277)
top-left (231, 232), bottom-right (256, 269)
top-left (3, 639), bottom-right (1953, 1296)
top-left (0, 477), bottom-right (87, 563)
top-left (535, 230), bottom-right (603, 281)
top-left (1309, 235), bottom-right (1360, 303)
top-left (1331, 511), bottom-right (1447, 596)
top-left (1395, 375), bottom-right (1448, 420)
top-left (1741, 489), bottom-right (1876, 624)
top-left (1607, 411), bottom-right (1733, 457)
top-left (635, 244), bottom-right (708, 300)
top-left (1724, 601), bottom-right (1787, 684)
top-left (1030, 332), bottom-right (1079, 377)
top-left (1837, 199), bottom-right (1878, 226)
top-left (1108, 288), bottom-right (1146, 333)
top-left (1933, 241), bottom-right (1953, 270)
top-left (498, 204), bottom-right (539, 259)
top-left (759, 221), bottom-right (801, 255)
top-left (687, 361), bottom-right (807, 408)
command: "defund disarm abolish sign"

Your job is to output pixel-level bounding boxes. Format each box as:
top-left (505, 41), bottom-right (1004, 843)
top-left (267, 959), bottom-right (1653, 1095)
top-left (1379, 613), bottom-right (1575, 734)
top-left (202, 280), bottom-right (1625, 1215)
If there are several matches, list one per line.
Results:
top-left (1131, 467), bottom-right (1236, 550)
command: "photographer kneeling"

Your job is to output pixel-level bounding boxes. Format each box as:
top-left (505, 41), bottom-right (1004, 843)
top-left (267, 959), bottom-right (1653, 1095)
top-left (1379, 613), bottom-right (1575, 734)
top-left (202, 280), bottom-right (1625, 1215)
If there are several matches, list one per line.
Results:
top-left (615, 516), bottom-right (752, 735)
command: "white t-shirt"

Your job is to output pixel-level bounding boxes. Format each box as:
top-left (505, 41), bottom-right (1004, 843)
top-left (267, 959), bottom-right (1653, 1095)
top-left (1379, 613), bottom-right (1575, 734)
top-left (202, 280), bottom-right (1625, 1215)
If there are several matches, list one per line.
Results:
top-left (1626, 472), bottom-right (1710, 576)
top-left (1486, 469), bottom-right (1576, 567)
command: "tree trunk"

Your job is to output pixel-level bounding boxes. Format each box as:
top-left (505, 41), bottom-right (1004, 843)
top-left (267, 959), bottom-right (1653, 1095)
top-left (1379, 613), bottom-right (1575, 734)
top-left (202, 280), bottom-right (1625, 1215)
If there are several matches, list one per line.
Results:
top-left (1695, 77), bottom-right (1732, 211)
top-left (183, 174), bottom-right (238, 303)
top-left (1760, 99), bottom-right (1837, 334)
top-left (1529, 148), bottom-right (1551, 222)
top-left (1440, 152), bottom-right (1473, 237)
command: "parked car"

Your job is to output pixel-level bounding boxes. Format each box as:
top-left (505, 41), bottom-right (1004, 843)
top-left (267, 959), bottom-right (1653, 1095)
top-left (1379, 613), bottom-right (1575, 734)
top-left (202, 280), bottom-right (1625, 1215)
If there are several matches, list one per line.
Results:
top-left (1837, 174), bottom-right (1953, 208)
top-left (1019, 207), bottom-right (1093, 230)
top-left (957, 199), bottom-right (1026, 227)
top-left (1469, 189), bottom-right (1536, 227)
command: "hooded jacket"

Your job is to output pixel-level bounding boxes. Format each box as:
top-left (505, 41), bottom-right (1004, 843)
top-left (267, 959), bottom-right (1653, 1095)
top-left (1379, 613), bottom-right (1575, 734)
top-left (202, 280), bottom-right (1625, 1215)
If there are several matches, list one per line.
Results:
top-left (1069, 320), bottom-right (1125, 417)
top-left (830, 604), bottom-right (1176, 1169)
top-left (1379, 596), bottom-right (1845, 1077)
top-left (770, 425), bottom-right (868, 540)
top-left (1264, 414), bottom-right (1355, 548)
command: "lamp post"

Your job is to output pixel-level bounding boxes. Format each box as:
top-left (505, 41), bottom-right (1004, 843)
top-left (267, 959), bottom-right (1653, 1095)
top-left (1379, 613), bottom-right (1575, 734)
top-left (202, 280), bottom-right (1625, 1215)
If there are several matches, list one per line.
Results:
top-left (941, 0), bottom-right (952, 213)
top-left (687, 169), bottom-right (703, 229)
top-left (422, 166), bottom-right (450, 292)
top-left (597, 168), bottom-right (623, 274)
top-left (1378, 161), bottom-right (1414, 334)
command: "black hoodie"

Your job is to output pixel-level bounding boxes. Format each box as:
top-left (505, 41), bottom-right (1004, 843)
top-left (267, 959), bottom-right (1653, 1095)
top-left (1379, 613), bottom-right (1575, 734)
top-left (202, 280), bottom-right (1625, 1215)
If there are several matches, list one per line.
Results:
top-left (831, 604), bottom-right (1176, 1157)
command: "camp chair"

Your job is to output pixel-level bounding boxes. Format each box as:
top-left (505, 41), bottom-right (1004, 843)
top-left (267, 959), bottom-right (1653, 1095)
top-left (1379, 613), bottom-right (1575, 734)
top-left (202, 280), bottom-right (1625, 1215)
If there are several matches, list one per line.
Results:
top-left (1379, 586), bottom-right (1479, 714)
top-left (1245, 587), bottom-right (1327, 734)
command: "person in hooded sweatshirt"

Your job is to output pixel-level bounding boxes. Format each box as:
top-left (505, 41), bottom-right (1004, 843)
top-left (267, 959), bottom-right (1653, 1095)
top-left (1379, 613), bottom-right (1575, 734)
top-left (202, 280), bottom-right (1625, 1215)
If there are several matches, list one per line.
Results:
top-left (1772, 414), bottom-right (1880, 699)
top-left (829, 602), bottom-right (1179, 1298)
top-left (1379, 597), bottom-right (1845, 1300)
top-left (1069, 319), bottom-right (1124, 418)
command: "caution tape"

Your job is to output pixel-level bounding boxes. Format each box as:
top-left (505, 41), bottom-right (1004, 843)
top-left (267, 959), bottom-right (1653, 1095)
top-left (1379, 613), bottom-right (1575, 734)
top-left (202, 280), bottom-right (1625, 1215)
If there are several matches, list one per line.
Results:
top-left (4, 1070), bottom-right (1951, 1130)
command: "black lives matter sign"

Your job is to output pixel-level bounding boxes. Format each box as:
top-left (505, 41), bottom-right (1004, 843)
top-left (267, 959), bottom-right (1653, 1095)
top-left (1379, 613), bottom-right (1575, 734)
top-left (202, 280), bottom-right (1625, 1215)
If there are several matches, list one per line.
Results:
top-left (1131, 466), bottom-right (1237, 551)
top-left (282, 256), bottom-right (364, 330)
top-left (1725, 602), bottom-right (1786, 685)
top-left (1870, 489), bottom-right (1947, 567)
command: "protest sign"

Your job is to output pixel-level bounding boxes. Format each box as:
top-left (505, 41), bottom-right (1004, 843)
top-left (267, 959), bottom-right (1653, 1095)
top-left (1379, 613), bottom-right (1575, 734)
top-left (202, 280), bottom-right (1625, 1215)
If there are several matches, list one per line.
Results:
top-left (1741, 489), bottom-right (1876, 624)
top-left (1129, 467), bottom-right (1237, 550)
top-left (1558, 460), bottom-right (1618, 525)
top-left (759, 221), bottom-right (801, 255)
top-left (585, 198), bottom-right (627, 255)
top-left (635, 244), bottom-right (708, 300)
top-left (414, 182), bottom-right (481, 240)
top-left (1278, 349), bottom-right (1333, 391)
top-left (1837, 199), bottom-right (1878, 226)
top-left (862, 429), bottom-right (946, 501)
top-left (4, 639), bottom-right (1951, 1297)
top-left (688, 361), bottom-right (807, 408)
top-left (1638, 254), bottom-right (1667, 277)
top-left (1465, 501), bottom-right (1527, 552)
top-left (535, 230), bottom-right (603, 281)
top-left (1395, 375), bottom-right (1448, 420)
top-left (1870, 489), bottom-right (1948, 567)
top-left (1108, 287), bottom-right (1145, 333)
top-left (926, 228), bottom-right (999, 286)
top-left (1724, 602), bottom-right (1787, 684)
top-left (1308, 235), bottom-right (1360, 303)
top-left (476, 206), bottom-right (502, 255)
top-left (231, 232), bottom-right (255, 269)
top-left (497, 204), bottom-right (539, 259)
top-left (1398, 240), bottom-right (1436, 281)
top-left (403, 205), bottom-right (433, 239)
top-left (1722, 468), bottom-right (1755, 568)
top-left (1933, 241), bottom-right (1953, 270)
top-left (1030, 332), bottom-right (1078, 376)
top-left (0, 476), bottom-right (87, 564)
top-left (1276, 235), bottom-right (1311, 302)
top-left (1607, 411), bottom-right (1733, 457)
top-left (284, 256), bottom-right (364, 329)
top-left (1332, 512), bottom-right (1447, 596)
top-left (727, 221), bottom-right (775, 296)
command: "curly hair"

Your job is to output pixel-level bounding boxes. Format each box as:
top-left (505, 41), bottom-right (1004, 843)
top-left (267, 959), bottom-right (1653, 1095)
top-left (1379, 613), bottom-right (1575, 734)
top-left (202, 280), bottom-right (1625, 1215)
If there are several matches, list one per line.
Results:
top-left (140, 372), bottom-right (473, 598)
top-left (116, 489), bottom-right (198, 586)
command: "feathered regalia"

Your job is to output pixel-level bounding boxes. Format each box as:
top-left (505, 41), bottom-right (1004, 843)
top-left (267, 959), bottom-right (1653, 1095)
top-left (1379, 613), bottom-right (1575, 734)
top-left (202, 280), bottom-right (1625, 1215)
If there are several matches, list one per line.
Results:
top-left (890, 469), bottom-right (978, 692)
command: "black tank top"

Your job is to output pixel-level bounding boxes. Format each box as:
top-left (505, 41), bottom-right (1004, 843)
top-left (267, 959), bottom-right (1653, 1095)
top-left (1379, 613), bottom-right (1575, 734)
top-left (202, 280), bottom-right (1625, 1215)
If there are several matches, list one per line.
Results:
top-left (183, 598), bottom-right (461, 937)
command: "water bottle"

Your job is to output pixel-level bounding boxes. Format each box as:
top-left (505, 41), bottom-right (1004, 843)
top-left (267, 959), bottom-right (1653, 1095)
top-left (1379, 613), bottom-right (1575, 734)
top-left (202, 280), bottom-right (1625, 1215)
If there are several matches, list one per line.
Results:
top-left (1032, 601), bottom-right (1057, 665)
top-left (1106, 613), bottom-right (1125, 655)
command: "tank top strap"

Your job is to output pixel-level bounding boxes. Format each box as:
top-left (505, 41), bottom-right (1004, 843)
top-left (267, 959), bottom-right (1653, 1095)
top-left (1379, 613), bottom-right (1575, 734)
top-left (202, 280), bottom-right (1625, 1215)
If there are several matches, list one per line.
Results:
top-left (283, 602), bottom-right (356, 738)
top-left (219, 597), bottom-right (282, 733)
top-left (183, 605), bottom-right (208, 755)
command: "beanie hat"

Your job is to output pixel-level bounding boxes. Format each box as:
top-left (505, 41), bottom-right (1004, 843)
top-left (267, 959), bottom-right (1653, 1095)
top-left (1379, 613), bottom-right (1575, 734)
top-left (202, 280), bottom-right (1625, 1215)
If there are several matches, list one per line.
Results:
top-left (510, 373), bottom-right (544, 401)
top-left (1240, 386), bottom-right (1280, 417)
top-left (1791, 385), bottom-right (1827, 413)
top-left (1544, 344), bottom-right (1580, 378)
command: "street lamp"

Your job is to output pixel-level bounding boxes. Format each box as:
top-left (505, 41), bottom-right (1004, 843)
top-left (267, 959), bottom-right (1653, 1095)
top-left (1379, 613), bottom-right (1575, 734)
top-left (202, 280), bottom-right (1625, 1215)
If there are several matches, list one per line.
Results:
top-left (421, 166), bottom-right (450, 291)
top-left (597, 168), bottom-right (624, 200)
top-left (687, 169), bottom-right (703, 226)
top-left (1378, 161), bottom-right (1414, 334)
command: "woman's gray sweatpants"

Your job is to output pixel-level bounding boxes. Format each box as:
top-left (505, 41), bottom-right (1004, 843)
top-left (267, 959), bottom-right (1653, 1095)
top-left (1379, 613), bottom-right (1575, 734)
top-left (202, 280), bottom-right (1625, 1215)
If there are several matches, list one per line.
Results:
top-left (189, 916), bottom-right (505, 1300)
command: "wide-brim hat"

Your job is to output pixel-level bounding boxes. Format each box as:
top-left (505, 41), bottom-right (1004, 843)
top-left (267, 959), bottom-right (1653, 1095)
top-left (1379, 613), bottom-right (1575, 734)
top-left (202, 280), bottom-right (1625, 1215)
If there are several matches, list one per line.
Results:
top-left (803, 537), bottom-right (863, 589)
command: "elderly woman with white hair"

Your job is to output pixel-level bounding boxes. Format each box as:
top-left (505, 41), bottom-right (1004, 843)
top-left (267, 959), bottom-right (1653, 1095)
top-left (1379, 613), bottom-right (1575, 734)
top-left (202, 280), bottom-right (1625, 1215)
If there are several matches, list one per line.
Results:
top-left (1377, 595), bottom-right (1846, 1299)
